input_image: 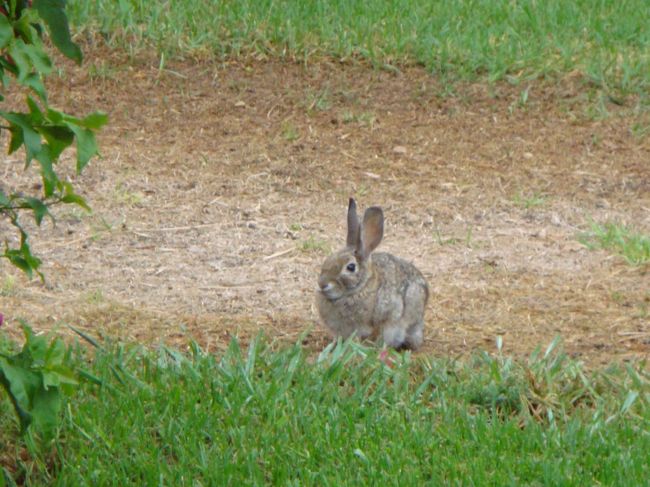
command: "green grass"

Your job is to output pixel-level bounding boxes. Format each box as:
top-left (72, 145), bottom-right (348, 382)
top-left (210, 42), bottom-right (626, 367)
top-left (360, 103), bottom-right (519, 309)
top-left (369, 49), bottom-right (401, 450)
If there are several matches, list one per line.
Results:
top-left (67, 0), bottom-right (650, 99)
top-left (513, 191), bottom-right (547, 209)
top-left (433, 225), bottom-right (474, 248)
top-left (580, 221), bottom-right (650, 265)
top-left (300, 235), bottom-right (331, 254)
top-left (2, 335), bottom-right (649, 485)
top-left (0, 274), bottom-right (17, 297)
top-left (280, 121), bottom-right (299, 142)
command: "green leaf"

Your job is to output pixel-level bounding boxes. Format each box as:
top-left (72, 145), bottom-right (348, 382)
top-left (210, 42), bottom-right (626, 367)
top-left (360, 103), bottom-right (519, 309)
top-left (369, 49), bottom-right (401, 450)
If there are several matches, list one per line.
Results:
top-left (30, 384), bottom-right (61, 438)
top-left (61, 193), bottom-right (90, 211)
top-left (33, 0), bottom-right (82, 64)
top-left (23, 72), bottom-right (47, 102)
top-left (21, 246), bottom-right (42, 278)
top-left (6, 240), bottom-right (34, 280)
top-left (7, 40), bottom-right (31, 83)
top-left (21, 323), bottom-right (46, 360)
top-left (0, 324), bottom-right (77, 440)
top-left (68, 125), bottom-right (99, 173)
top-left (0, 358), bottom-right (39, 432)
top-left (45, 338), bottom-right (66, 368)
top-left (23, 197), bottom-right (50, 225)
top-left (79, 111), bottom-right (109, 129)
top-left (22, 42), bottom-right (52, 75)
top-left (61, 112), bottom-right (107, 171)
top-left (39, 125), bottom-right (74, 160)
top-left (43, 366), bottom-right (78, 389)
top-left (4, 228), bottom-right (42, 278)
top-left (4, 250), bottom-right (32, 276)
top-left (26, 96), bottom-right (44, 122)
top-left (0, 55), bottom-right (18, 78)
top-left (41, 369), bottom-right (61, 389)
top-left (0, 110), bottom-right (42, 162)
top-left (7, 126), bottom-right (24, 154)
top-left (35, 148), bottom-right (57, 197)
top-left (46, 107), bottom-right (64, 124)
top-left (0, 14), bottom-right (12, 49)
top-left (0, 189), bottom-right (9, 206)
top-left (13, 8), bottom-right (41, 45)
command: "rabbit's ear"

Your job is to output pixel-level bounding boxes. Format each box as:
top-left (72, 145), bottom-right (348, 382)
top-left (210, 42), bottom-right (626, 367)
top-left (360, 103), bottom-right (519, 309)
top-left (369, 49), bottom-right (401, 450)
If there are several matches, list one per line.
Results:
top-left (346, 198), bottom-right (360, 247)
top-left (359, 206), bottom-right (384, 259)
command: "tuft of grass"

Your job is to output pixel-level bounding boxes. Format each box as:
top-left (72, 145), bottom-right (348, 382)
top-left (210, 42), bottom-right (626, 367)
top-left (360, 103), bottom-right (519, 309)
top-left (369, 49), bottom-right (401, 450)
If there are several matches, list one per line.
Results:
top-left (67, 0), bottom-right (650, 102)
top-left (341, 110), bottom-right (377, 128)
top-left (1, 335), bottom-right (649, 485)
top-left (300, 235), bottom-right (331, 254)
top-left (84, 289), bottom-right (105, 305)
top-left (580, 221), bottom-right (650, 265)
top-left (304, 87), bottom-right (332, 113)
top-left (0, 274), bottom-right (17, 296)
top-left (631, 120), bottom-right (650, 138)
top-left (87, 61), bottom-right (119, 81)
top-left (112, 183), bottom-right (145, 206)
top-left (280, 121), bottom-right (300, 142)
top-left (433, 225), bottom-right (474, 248)
top-left (513, 191), bottom-right (547, 209)
top-left (88, 215), bottom-right (117, 243)
top-left (508, 86), bottom-right (532, 113)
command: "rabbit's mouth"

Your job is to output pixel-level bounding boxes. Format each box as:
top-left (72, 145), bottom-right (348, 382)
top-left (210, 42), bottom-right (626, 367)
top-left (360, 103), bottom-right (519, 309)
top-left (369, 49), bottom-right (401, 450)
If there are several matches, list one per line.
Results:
top-left (318, 282), bottom-right (343, 301)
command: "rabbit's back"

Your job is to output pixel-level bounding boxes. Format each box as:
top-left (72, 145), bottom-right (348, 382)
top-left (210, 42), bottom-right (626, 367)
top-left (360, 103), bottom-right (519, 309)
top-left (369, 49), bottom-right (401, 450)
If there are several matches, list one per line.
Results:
top-left (372, 252), bottom-right (429, 333)
top-left (373, 253), bottom-right (428, 299)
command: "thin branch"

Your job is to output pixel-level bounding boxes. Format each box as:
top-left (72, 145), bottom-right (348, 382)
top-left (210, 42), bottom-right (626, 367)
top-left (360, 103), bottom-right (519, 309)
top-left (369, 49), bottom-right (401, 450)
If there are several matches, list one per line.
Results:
top-left (1, 197), bottom-right (67, 212)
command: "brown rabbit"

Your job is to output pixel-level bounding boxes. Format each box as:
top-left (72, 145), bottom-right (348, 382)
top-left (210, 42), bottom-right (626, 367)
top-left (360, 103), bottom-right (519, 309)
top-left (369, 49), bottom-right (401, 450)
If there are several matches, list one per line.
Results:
top-left (316, 198), bottom-right (429, 350)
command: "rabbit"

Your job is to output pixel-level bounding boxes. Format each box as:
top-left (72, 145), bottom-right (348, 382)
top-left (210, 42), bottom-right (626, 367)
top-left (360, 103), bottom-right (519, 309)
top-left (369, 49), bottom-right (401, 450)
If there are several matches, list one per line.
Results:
top-left (316, 198), bottom-right (429, 350)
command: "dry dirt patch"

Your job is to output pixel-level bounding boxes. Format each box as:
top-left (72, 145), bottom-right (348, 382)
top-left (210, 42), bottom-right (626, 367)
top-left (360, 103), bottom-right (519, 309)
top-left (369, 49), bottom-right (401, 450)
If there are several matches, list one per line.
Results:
top-left (1, 48), bottom-right (649, 365)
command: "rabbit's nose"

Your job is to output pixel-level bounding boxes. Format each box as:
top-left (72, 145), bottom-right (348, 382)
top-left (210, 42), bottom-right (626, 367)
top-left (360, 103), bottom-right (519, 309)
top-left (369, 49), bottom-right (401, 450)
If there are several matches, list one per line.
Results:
top-left (319, 279), bottom-right (333, 292)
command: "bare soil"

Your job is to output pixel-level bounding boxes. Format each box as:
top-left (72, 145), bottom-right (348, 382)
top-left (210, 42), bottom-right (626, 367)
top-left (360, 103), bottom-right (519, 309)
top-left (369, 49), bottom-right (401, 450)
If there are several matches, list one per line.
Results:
top-left (1, 47), bottom-right (649, 366)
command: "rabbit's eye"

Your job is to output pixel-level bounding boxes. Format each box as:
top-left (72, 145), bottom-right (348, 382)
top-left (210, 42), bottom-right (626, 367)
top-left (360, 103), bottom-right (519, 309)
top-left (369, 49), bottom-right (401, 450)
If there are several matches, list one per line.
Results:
top-left (346, 263), bottom-right (356, 272)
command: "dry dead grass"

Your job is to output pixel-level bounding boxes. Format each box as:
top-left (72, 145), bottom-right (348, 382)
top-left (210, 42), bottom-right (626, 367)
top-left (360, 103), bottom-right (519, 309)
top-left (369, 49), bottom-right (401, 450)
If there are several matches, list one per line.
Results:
top-left (1, 47), bottom-right (648, 366)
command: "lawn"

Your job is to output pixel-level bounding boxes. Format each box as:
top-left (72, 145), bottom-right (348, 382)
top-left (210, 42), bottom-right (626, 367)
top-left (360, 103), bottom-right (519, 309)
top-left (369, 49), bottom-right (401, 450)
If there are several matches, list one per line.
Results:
top-left (2, 334), bottom-right (649, 485)
top-left (68, 0), bottom-right (650, 99)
